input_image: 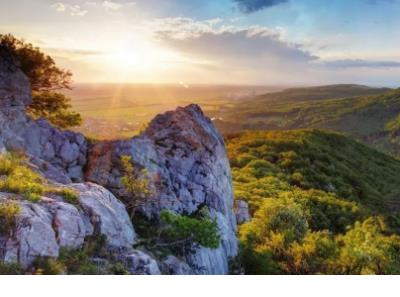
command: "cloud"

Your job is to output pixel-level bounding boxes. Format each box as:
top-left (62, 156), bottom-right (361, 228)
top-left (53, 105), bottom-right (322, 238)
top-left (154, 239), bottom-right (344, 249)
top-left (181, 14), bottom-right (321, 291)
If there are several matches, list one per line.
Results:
top-left (233, 0), bottom-right (289, 13)
top-left (51, 2), bottom-right (67, 12)
top-left (102, 1), bottom-right (122, 10)
top-left (50, 3), bottom-right (88, 17)
top-left (322, 59), bottom-right (400, 68)
top-left (153, 18), bottom-right (318, 83)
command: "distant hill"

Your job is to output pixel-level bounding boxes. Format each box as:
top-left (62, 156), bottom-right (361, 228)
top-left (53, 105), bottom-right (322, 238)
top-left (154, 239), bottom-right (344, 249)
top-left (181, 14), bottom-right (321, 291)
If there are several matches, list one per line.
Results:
top-left (216, 88), bottom-right (400, 157)
top-left (244, 84), bottom-right (392, 104)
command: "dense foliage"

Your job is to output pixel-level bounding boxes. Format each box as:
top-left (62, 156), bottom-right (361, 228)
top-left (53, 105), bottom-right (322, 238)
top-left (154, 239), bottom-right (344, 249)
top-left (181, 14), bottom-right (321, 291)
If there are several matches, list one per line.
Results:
top-left (160, 209), bottom-right (220, 249)
top-left (0, 34), bottom-right (81, 128)
top-left (227, 130), bottom-right (400, 274)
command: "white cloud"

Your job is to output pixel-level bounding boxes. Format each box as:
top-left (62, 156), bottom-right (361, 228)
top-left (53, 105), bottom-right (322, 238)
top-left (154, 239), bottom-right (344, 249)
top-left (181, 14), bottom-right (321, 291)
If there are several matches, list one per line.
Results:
top-left (102, 1), bottom-right (122, 11)
top-left (51, 2), bottom-right (67, 12)
top-left (50, 2), bottom-right (88, 17)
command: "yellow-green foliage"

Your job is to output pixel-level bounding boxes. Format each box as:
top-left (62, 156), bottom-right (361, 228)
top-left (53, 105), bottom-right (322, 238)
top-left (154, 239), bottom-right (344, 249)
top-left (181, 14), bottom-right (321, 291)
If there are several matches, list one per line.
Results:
top-left (55, 188), bottom-right (79, 204)
top-left (120, 155), bottom-right (153, 214)
top-left (0, 154), bottom-right (44, 202)
top-left (0, 153), bottom-right (80, 204)
top-left (228, 130), bottom-right (400, 274)
top-left (0, 202), bottom-right (21, 235)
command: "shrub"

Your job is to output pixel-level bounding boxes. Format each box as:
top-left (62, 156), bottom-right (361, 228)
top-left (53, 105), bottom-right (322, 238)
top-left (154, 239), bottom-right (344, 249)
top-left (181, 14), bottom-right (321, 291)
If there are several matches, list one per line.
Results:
top-left (0, 154), bottom-right (45, 202)
top-left (0, 262), bottom-right (24, 275)
top-left (159, 208), bottom-right (220, 249)
top-left (0, 202), bottom-right (21, 235)
top-left (31, 257), bottom-right (66, 275)
top-left (120, 155), bottom-right (153, 215)
top-left (55, 188), bottom-right (79, 204)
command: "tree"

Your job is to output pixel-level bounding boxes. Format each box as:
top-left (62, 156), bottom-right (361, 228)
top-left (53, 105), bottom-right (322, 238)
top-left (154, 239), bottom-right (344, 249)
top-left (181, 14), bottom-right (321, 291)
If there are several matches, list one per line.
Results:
top-left (159, 208), bottom-right (220, 249)
top-left (0, 34), bottom-right (81, 128)
top-left (120, 155), bottom-right (154, 216)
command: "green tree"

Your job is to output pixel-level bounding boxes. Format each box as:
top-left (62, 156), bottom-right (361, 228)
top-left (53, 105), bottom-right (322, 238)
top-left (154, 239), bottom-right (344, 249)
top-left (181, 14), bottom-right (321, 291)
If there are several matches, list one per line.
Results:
top-left (159, 209), bottom-right (220, 249)
top-left (0, 34), bottom-right (81, 128)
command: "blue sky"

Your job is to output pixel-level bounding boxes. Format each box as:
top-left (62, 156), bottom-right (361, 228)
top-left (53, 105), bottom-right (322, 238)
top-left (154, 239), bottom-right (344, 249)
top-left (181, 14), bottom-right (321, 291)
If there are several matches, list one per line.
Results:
top-left (1, 0), bottom-right (400, 86)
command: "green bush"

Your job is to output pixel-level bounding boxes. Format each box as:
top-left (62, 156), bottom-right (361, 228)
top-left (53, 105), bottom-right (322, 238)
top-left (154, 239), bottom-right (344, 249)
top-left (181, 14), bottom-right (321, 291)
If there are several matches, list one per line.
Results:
top-left (160, 208), bottom-right (220, 249)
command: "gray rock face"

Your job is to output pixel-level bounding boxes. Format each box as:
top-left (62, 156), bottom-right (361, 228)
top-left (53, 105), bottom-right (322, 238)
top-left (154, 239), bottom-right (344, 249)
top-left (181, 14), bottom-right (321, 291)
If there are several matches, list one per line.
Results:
top-left (72, 183), bottom-right (136, 248)
top-left (0, 47), bottom-right (31, 108)
top-left (0, 183), bottom-right (136, 268)
top-left (0, 49), bottom-right (88, 183)
top-left (235, 200), bottom-right (251, 225)
top-left (161, 255), bottom-right (194, 275)
top-left (122, 250), bottom-right (161, 275)
top-left (86, 104), bottom-right (238, 274)
top-left (1, 48), bottom-right (238, 274)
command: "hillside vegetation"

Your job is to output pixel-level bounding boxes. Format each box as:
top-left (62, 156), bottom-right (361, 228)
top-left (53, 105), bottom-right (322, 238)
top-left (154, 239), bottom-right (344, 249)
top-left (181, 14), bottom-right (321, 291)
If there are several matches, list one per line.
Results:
top-left (244, 84), bottom-right (391, 104)
top-left (218, 88), bottom-right (400, 157)
top-left (227, 130), bottom-right (400, 274)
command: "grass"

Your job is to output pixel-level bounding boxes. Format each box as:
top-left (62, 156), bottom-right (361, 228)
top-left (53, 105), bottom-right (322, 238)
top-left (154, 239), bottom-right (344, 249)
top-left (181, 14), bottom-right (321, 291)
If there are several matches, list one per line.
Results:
top-left (0, 154), bottom-right (45, 202)
top-left (0, 153), bottom-right (80, 204)
top-left (54, 188), bottom-right (79, 204)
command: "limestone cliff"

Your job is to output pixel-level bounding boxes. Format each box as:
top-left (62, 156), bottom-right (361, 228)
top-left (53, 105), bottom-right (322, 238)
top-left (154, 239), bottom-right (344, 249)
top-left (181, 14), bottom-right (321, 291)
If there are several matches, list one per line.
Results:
top-left (0, 47), bottom-right (238, 274)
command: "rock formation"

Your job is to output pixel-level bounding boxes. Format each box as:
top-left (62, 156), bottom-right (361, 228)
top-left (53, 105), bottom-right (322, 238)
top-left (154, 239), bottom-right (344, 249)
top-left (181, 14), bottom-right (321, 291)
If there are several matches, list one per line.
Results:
top-left (86, 104), bottom-right (238, 274)
top-left (0, 47), bottom-right (238, 274)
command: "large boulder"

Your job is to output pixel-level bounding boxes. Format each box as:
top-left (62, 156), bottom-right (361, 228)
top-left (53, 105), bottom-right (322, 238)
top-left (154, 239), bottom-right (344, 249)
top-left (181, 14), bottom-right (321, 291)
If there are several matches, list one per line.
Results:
top-left (0, 183), bottom-right (136, 268)
top-left (86, 104), bottom-right (238, 274)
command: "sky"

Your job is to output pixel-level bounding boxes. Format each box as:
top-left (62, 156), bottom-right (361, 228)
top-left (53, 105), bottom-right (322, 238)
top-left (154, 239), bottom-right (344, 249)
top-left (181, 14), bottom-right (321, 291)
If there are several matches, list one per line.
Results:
top-left (1, 0), bottom-right (400, 86)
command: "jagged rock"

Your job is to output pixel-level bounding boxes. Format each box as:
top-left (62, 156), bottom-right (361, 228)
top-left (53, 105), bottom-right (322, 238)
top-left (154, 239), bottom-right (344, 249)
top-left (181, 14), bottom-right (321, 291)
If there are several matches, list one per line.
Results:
top-left (0, 48), bottom-right (88, 183)
top-left (0, 182), bottom-right (136, 268)
top-left (49, 201), bottom-right (87, 248)
top-left (161, 255), bottom-right (194, 275)
top-left (186, 210), bottom-right (238, 274)
top-left (72, 183), bottom-right (136, 248)
top-left (2, 196), bottom-right (60, 268)
top-left (235, 200), bottom-right (251, 224)
top-left (1, 48), bottom-right (238, 274)
top-left (122, 250), bottom-right (161, 275)
top-left (86, 104), bottom-right (238, 274)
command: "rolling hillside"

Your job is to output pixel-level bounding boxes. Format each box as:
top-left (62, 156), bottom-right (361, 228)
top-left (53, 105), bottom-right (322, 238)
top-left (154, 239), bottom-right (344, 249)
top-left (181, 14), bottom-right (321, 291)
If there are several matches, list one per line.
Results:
top-left (217, 88), bottom-right (400, 157)
top-left (227, 130), bottom-right (400, 274)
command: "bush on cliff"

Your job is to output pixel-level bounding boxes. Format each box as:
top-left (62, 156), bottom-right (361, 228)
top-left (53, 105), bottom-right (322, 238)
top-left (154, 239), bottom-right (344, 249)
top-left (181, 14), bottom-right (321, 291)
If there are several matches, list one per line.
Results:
top-left (159, 208), bottom-right (220, 249)
top-left (0, 34), bottom-right (81, 128)
top-left (120, 155), bottom-right (153, 216)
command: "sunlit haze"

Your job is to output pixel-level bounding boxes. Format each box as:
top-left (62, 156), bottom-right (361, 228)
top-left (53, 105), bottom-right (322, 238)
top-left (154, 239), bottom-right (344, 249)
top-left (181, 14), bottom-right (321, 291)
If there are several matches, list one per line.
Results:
top-left (2, 0), bottom-right (400, 85)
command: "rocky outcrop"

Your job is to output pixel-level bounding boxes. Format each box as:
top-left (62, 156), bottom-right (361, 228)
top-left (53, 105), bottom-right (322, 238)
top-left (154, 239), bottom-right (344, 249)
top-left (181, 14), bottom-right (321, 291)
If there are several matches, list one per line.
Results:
top-left (0, 48), bottom-right (87, 183)
top-left (0, 47), bottom-right (238, 274)
top-left (86, 104), bottom-right (238, 274)
top-left (161, 255), bottom-right (193, 275)
top-left (121, 250), bottom-right (161, 275)
top-left (0, 183), bottom-right (136, 268)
